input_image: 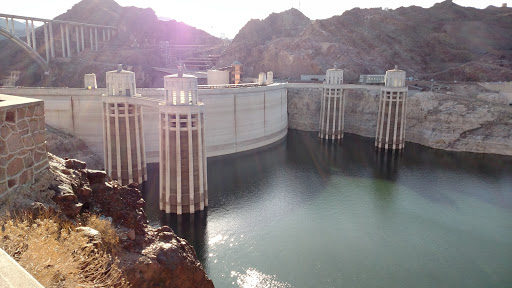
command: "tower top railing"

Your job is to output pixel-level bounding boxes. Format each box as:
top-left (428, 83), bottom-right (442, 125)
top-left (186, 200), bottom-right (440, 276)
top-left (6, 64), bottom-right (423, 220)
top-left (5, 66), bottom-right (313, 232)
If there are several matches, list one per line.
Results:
top-left (0, 13), bottom-right (117, 28)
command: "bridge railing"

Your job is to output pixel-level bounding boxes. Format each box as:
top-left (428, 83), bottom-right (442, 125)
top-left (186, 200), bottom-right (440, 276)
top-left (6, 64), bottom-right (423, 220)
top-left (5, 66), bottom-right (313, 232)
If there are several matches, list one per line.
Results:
top-left (0, 13), bottom-right (116, 70)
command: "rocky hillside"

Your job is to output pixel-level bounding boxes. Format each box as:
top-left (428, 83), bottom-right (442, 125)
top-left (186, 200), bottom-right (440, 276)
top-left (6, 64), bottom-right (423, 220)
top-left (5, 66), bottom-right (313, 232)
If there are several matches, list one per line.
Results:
top-left (0, 0), bottom-right (223, 87)
top-left (55, 0), bottom-right (220, 45)
top-left (218, 1), bottom-right (512, 82)
top-left (230, 8), bottom-right (311, 49)
top-left (0, 20), bottom-right (27, 39)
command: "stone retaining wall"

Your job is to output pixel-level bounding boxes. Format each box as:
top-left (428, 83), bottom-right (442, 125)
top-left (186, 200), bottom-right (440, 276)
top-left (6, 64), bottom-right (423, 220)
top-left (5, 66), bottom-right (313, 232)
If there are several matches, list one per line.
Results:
top-left (0, 95), bottom-right (48, 196)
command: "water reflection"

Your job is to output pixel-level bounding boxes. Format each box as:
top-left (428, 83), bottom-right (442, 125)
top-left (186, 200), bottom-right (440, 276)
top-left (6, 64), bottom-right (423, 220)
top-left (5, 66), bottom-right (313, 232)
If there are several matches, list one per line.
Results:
top-left (141, 130), bottom-right (512, 287)
top-left (207, 139), bottom-right (287, 209)
top-left (231, 268), bottom-right (293, 288)
top-left (285, 130), bottom-right (339, 182)
top-left (399, 141), bottom-right (512, 210)
top-left (374, 148), bottom-right (401, 180)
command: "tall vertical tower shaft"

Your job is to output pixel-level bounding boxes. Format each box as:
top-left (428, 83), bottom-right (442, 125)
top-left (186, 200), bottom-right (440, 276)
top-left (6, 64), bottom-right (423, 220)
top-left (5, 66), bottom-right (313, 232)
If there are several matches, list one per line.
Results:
top-left (319, 67), bottom-right (345, 140)
top-left (159, 72), bottom-right (208, 214)
top-left (102, 65), bottom-right (147, 185)
top-left (375, 66), bottom-right (408, 150)
top-left (231, 60), bottom-right (242, 84)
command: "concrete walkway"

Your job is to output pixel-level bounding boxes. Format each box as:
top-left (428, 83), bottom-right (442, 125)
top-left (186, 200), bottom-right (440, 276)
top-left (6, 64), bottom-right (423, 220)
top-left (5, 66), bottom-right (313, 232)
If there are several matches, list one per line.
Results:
top-left (0, 249), bottom-right (43, 288)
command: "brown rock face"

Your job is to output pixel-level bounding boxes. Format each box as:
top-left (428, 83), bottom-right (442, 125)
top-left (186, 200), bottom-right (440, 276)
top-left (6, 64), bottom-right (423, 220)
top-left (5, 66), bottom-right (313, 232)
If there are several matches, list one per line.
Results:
top-left (45, 154), bottom-right (214, 287)
top-left (51, 183), bottom-right (83, 218)
top-left (119, 226), bottom-right (214, 288)
top-left (218, 8), bottom-right (312, 78)
top-left (64, 158), bottom-right (87, 170)
top-left (87, 179), bottom-right (147, 234)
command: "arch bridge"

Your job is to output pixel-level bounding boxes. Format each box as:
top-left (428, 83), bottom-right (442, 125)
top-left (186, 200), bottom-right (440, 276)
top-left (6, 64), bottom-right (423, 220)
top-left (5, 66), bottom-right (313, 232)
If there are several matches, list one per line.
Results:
top-left (0, 13), bottom-right (116, 73)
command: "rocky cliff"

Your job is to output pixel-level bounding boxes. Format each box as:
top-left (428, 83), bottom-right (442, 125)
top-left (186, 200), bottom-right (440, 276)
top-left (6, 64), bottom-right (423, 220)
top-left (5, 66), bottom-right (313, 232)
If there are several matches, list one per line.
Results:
top-left (0, 153), bottom-right (214, 287)
top-left (406, 92), bottom-right (512, 155)
top-left (219, 1), bottom-right (512, 82)
top-left (287, 84), bottom-right (512, 156)
top-left (287, 86), bottom-right (322, 131)
top-left (220, 8), bottom-right (312, 77)
top-left (55, 0), bottom-right (220, 45)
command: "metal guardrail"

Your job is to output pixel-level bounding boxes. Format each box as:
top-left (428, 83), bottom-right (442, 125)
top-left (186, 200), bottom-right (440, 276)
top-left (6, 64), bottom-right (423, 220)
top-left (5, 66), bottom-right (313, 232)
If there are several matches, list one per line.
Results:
top-left (0, 13), bottom-right (116, 28)
top-left (359, 75), bottom-right (385, 84)
top-left (198, 83), bottom-right (263, 89)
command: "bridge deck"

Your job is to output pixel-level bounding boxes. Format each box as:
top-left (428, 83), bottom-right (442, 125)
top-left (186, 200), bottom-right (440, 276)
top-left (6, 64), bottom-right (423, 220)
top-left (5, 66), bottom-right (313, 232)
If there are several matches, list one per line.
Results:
top-left (1, 13), bottom-right (117, 73)
top-left (0, 13), bottom-right (116, 28)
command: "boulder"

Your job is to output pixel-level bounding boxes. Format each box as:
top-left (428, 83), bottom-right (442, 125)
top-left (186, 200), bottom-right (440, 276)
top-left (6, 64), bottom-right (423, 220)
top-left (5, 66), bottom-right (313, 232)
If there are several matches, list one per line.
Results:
top-left (119, 233), bottom-right (214, 288)
top-left (64, 159), bottom-right (87, 170)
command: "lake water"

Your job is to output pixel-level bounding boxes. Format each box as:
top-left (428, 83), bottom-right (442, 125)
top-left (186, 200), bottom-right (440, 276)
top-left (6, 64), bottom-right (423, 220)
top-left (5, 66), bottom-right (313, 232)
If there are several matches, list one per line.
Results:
top-left (142, 130), bottom-right (512, 288)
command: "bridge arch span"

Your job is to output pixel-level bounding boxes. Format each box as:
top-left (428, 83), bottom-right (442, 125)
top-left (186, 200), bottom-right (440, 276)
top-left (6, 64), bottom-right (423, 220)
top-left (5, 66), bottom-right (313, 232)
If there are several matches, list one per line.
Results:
top-left (0, 27), bottom-right (50, 73)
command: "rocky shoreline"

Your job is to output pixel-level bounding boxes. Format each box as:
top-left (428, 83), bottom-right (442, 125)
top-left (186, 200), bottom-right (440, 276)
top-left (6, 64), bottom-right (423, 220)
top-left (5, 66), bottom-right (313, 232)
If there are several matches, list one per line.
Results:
top-left (3, 154), bottom-right (214, 287)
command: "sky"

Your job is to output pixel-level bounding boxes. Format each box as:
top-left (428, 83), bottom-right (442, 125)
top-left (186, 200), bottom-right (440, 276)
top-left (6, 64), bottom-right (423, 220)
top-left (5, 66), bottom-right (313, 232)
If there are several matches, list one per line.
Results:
top-left (1, 0), bottom-right (506, 38)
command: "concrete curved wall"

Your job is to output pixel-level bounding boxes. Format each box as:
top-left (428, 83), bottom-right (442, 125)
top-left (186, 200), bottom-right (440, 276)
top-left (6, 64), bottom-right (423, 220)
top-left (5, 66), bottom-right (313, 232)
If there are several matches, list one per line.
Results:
top-left (0, 84), bottom-right (288, 163)
top-left (200, 84), bottom-right (288, 157)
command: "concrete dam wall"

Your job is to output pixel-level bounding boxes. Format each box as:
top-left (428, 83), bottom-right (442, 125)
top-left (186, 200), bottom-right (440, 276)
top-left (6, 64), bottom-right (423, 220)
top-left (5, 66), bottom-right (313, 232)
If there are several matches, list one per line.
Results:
top-left (0, 85), bottom-right (288, 163)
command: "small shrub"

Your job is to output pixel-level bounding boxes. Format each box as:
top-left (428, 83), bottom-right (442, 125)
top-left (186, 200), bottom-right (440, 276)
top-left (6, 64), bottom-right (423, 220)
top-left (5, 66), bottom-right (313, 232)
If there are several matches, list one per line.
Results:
top-left (0, 210), bottom-right (129, 287)
top-left (85, 214), bottom-right (120, 255)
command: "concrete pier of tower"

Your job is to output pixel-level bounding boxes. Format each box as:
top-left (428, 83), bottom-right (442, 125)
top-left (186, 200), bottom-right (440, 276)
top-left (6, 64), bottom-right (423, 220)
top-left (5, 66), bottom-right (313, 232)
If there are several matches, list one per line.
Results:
top-left (159, 72), bottom-right (208, 214)
top-left (102, 65), bottom-right (147, 185)
top-left (319, 67), bottom-right (345, 140)
top-left (375, 66), bottom-right (408, 150)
